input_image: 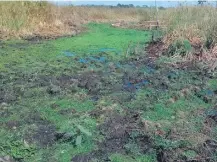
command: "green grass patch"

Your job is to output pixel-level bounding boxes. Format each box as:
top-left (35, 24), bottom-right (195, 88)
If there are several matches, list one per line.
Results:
top-left (52, 23), bottom-right (151, 58)
top-left (0, 23), bottom-right (151, 72)
top-left (207, 79), bottom-right (217, 91)
top-left (109, 153), bottom-right (156, 162)
top-left (1, 94), bottom-right (97, 161)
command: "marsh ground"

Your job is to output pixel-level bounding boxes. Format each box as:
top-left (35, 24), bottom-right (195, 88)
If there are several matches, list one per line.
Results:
top-left (0, 24), bottom-right (217, 162)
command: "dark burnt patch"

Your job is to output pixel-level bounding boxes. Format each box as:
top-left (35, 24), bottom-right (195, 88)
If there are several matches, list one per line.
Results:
top-left (21, 32), bottom-right (78, 42)
top-left (24, 124), bottom-right (57, 147)
top-left (5, 120), bottom-right (21, 130)
top-left (0, 88), bottom-right (17, 104)
top-left (146, 40), bottom-right (165, 58)
top-left (77, 71), bottom-right (103, 95)
top-left (72, 110), bottom-right (153, 161)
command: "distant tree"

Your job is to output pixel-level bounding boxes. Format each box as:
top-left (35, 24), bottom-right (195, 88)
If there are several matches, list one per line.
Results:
top-left (158, 6), bottom-right (165, 10)
top-left (117, 3), bottom-right (135, 8)
top-left (129, 4), bottom-right (134, 8)
top-left (117, 3), bottom-right (122, 8)
top-left (198, 0), bottom-right (206, 6)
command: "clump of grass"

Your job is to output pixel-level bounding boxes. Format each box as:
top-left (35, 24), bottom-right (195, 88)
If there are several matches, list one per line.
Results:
top-left (167, 39), bottom-right (192, 57)
top-left (0, 2), bottom-right (71, 39)
top-left (159, 6), bottom-right (217, 66)
top-left (160, 6), bottom-right (217, 45)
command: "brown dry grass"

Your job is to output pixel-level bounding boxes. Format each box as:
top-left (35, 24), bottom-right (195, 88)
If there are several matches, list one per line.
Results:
top-left (0, 2), bottom-right (216, 42)
top-left (0, 2), bottom-right (149, 39)
top-left (161, 6), bottom-right (217, 47)
top-left (0, 2), bottom-right (71, 39)
top-left (158, 6), bottom-right (217, 66)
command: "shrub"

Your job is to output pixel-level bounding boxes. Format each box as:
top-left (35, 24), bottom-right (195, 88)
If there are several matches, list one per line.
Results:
top-left (167, 39), bottom-right (192, 57)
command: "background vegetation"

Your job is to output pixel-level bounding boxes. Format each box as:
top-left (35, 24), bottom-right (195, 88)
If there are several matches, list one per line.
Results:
top-left (0, 2), bottom-right (216, 60)
top-left (0, 2), bottom-right (216, 44)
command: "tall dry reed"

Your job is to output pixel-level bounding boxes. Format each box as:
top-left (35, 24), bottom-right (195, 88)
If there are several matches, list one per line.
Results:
top-left (0, 2), bottom-right (149, 39)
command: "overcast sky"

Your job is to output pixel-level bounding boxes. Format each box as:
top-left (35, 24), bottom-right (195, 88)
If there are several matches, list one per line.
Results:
top-left (54, 1), bottom-right (216, 7)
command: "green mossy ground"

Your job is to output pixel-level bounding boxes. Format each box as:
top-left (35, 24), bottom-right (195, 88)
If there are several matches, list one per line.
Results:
top-left (0, 23), bottom-right (216, 162)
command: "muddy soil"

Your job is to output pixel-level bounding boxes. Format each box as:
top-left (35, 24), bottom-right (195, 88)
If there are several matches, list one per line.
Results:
top-left (20, 27), bottom-right (82, 42)
top-left (72, 110), bottom-right (153, 162)
top-left (1, 41), bottom-right (217, 162)
top-left (1, 41), bottom-right (212, 105)
top-left (70, 42), bottom-right (217, 161)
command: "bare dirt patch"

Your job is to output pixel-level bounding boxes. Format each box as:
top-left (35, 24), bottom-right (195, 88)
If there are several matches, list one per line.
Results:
top-left (72, 110), bottom-right (153, 162)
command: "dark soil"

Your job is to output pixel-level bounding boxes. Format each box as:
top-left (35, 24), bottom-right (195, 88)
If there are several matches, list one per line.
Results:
top-left (21, 30), bottom-right (80, 42)
top-left (23, 113), bottom-right (75, 148)
top-left (24, 124), bottom-right (57, 147)
top-left (71, 41), bottom-right (217, 162)
top-left (0, 41), bottom-right (195, 104)
top-left (146, 41), bottom-right (165, 58)
top-left (72, 110), bottom-right (153, 162)
top-left (1, 40), bottom-right (217, 162)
